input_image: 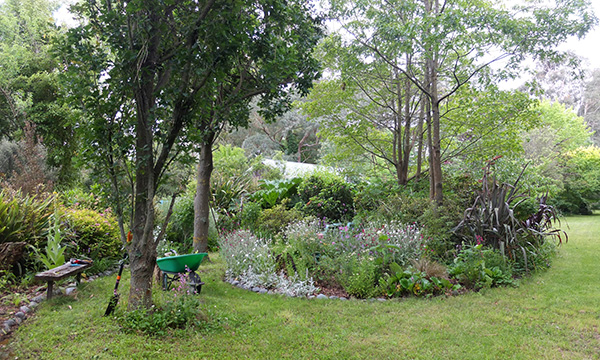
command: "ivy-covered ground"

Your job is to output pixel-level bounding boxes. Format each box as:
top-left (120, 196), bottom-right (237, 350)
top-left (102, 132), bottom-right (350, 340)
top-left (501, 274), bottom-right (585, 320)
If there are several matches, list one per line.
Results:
top-left (2, 214), bottom-right (599, 360)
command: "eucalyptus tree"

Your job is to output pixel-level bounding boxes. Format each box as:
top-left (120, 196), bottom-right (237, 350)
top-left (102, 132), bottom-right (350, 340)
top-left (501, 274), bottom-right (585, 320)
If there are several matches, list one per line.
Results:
top-left (60, 0), bottom-right (322, 308)
top-left (580, 69), bottom-right (600, 146)
top-left (0, 0), bottom-right (78, 184)
top-left (317, 0), bottom-right (596, 203)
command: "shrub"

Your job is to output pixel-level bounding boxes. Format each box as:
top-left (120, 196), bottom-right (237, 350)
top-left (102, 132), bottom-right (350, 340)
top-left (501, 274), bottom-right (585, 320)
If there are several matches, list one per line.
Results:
top-left (63, 207), bottom-right (122, 260)
top-left (240, 201), bottom-right (262, 231)
top-left (59, 188), bottom-right (105, 211)
top-left (257, 201), bottom-right (303, 237)
top-left (453, 161), bottom-right (566, 271)
top-left (3, 122), bottom-right (54, 196)
top-left (353, 178), bottom-right (401, 214)
top-left (361, 222), bottom-right (426, 268)
top-left (0, 189), bottom-right (52, 246)
top-left (298, 173), bottom-right (354, 222)
top-left (281, 219), bottom-right (427, 296)
top-left (162, 192), bottom-right (219, 253)
top-left (219, 229), bottom-right (318, 294)
top-left (355, 189), bottom-right (463, 261)
top-left (164, 192), bottom-right (195, 249)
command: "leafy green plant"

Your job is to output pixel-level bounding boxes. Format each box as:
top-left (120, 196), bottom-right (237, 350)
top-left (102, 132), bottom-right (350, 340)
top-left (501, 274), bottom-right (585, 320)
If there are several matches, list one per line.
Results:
top-left (340, 256), bottom-right (380, 298)
top-left (211, 173), bottom-right (248, 215)
top-left (1, 292), bottom-right (29, 307)
top-left (449, 243), bottom-right (515, 289)
top-left (34, 201), bottom-right (66, 269)
top-left (118, 271), bottom-right (206, 337)
top-left (257, 201), bottom-right (303, 237)
top-left (240, 201), bottom-right (262, 231)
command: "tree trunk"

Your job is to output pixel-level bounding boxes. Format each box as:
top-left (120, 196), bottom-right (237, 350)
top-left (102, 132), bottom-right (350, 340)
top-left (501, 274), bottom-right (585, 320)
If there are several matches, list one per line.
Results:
top-left (415, 94), bottom-right (425, 182)
top-left (401, 67), bottom-right (412, 185)
top-left (394, 67), bottom-right (408, 186)
top-left (193, 140), bottom-right (214, 253)
top-left (430, 0), bottom-right (443, 204)
top-left (128, 43), bottom-right (159, 309)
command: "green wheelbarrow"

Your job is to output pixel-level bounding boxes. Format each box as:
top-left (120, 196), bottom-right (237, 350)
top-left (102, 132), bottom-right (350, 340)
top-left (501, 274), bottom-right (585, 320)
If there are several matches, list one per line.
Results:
top-left (156, 253), bottom-right (208, 293)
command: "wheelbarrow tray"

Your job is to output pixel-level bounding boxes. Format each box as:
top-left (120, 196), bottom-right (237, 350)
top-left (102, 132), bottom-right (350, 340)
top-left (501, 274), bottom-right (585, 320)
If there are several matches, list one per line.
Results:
top-left (156, 253), bottom-right (207, 273)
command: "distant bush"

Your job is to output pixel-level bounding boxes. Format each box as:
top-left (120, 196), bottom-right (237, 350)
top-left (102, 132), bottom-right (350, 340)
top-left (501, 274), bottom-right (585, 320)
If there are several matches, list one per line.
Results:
top-left (555, 146), bottom-right (600, 214)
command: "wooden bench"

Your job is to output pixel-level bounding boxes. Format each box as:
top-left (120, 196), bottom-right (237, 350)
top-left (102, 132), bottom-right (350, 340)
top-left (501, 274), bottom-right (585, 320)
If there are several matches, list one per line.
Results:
top-left (35, 262), bottom-right (93, 299)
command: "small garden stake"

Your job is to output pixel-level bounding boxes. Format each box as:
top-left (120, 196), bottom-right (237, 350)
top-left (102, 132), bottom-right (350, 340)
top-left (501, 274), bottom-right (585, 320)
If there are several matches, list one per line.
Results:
top-left (104, 231), bottom-right (132, 316)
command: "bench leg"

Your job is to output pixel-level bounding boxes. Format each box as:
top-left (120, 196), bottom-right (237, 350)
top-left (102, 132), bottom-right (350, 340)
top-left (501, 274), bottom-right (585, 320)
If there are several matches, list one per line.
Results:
top-left (76, 272), bottom-right (81, 286)
top-left (47, 280), bottom-right (54, 300)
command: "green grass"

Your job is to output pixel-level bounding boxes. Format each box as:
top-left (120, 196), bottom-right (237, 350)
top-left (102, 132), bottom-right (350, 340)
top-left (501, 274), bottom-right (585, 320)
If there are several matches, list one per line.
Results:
top-left (5, 215), bottom-right (600, 359)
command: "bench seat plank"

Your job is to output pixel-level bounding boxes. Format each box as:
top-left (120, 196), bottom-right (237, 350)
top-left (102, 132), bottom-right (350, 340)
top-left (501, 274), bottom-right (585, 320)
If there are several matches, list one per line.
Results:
top-left (35, 262), bottom-right (93, 299)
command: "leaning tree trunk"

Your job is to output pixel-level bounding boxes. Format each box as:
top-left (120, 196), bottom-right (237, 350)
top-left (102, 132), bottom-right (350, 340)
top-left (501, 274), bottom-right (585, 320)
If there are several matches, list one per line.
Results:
top-left (193, 140), bottom-right (214, 254)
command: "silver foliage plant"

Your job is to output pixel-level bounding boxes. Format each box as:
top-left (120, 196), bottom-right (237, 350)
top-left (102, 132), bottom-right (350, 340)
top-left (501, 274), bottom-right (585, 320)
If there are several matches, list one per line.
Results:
top-left (219, 229), bottom-right (319, 296)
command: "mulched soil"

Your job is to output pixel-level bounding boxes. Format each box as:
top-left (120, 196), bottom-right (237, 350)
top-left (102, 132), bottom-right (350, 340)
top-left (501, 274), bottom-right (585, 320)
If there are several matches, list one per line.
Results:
top-left (0, 284), bottom-right (45, 343)
top-left (314, 278), bottom-right (349, 298)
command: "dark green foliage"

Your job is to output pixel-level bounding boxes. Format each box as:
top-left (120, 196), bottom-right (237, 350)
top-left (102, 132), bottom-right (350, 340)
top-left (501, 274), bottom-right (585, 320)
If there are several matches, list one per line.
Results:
top-left (354, 185), bottom-right (463, 261)
top-left (59, 188), bottom-right (106, 212)
top-left (86, 257), bottom-right (115, 276)
top-left (0, 139), bottom-right (18, 177)
top-left (298, 174), bottom-right (354, 222)
top-left (555, 186), bottom-right (593, 215)
top-left (240, 201), bottom-right (262, 231)
top-left (353, 178), bottom-right (400, 214)
top-left (165, 193), bottom-right (195, 251)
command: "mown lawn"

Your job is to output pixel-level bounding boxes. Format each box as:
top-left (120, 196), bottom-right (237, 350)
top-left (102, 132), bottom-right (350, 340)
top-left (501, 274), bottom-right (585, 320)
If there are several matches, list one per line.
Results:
top-left (4, 215), bottom-right (600, 359)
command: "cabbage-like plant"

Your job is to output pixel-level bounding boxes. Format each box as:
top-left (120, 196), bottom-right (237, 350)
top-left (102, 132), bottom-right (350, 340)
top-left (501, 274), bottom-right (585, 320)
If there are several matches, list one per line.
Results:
top-left (251, 177), bottom-right (302, 209)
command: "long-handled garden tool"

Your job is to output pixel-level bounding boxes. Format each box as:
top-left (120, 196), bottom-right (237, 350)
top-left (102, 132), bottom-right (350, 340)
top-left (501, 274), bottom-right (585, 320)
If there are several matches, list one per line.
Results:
top-left (104, 253), bottom-right (127, 316)
top-left (104, 231), bottom-right (132, 316)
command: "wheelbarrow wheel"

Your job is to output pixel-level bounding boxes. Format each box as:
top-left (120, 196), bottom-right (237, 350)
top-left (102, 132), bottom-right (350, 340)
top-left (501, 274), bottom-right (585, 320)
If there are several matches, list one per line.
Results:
top-left (162, 271), bottom-right (169, 290)
top-left (188, 271), bottom-right (204, 294)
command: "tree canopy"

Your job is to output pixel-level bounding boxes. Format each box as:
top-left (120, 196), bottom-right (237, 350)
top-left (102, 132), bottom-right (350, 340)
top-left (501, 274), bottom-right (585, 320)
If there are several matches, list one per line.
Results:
top-left (307, 0), bottom-right (597, 202)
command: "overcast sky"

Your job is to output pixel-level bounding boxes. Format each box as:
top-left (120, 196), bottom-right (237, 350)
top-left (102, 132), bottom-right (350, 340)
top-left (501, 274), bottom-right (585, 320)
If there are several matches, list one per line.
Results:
top-left (558, 0), bottom-right (600, 70)
top-left (52, 0), bottom-right (600, 72)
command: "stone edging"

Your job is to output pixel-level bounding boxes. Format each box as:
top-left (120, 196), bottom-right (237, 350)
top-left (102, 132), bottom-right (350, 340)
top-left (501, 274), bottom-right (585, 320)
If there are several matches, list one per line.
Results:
top-left (224, 278), bottom-right (389, 302)
top-left (1, 268), bottom-right (120, 337)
